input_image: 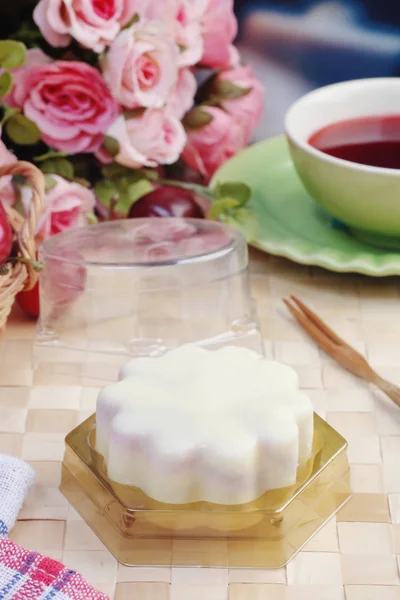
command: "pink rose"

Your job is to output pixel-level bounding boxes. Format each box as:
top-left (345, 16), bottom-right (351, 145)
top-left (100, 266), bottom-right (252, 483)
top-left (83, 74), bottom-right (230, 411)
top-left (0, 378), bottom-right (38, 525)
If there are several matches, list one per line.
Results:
top-left (216, 66), bottom-right (263, 135)
top-left (145, 0), bottom-right (207, 67)
top-left (0, 129), bottom-right (17, 207)
top-left (4, 49), bottom-right (52, 108)
top-left (14, 61), bottom-right (118, 154)
top-left (201, 0), bottom-right (238, 69)
top-left (182, 106), bottom-right (248, 181)
top-left (107, 110), bottom-right (186, 168)
top-left (103, 21), bottom-right (179, 109)
top-left (166, 68), bottom-right (197, 119)
top-left (33, 0), bottom-right (141, 53)
top-left (21, 176), bottom-right (95, 242)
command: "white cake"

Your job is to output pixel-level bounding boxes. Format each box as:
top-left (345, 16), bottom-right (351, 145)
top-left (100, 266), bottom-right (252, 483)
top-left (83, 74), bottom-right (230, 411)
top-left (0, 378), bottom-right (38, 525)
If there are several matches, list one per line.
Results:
top-left (96, 346), bottom-right (314, 505)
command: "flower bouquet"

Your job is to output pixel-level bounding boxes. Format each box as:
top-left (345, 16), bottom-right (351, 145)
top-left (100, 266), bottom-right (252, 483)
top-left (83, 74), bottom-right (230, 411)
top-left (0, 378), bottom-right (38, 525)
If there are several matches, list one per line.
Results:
top-left (0, 0), bottom-right (263, 317)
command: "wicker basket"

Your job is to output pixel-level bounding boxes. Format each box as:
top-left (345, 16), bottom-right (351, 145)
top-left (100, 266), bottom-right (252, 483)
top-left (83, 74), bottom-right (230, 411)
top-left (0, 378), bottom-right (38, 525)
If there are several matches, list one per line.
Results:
top-left (0, 161), bottom-right (44, 334)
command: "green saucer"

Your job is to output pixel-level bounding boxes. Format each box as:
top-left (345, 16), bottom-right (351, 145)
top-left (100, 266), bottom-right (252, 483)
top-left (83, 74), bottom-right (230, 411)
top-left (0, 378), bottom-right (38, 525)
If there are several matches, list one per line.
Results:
top-left (212, 136), bottom-right (400, 277)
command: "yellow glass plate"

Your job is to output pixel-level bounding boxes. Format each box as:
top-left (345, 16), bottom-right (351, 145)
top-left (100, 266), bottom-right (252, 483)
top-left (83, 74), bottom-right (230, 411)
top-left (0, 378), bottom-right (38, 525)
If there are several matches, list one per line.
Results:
top-left (61, 413), bottom-right (351, 568)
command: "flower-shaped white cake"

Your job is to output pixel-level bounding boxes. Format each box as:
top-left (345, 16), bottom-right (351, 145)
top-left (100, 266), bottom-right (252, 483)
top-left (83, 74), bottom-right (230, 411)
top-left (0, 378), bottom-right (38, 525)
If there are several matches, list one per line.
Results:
top-left (96, 346), bottom-right (314, 505)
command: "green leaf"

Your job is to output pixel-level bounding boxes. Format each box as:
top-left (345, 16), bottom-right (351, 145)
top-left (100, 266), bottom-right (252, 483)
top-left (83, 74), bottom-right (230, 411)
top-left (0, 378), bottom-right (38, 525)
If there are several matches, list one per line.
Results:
top-left (114, 188), bottom-right (131, 213)
top-left (34, 150), bottom-right (69, 163)
top-left (95, 178), bottom-right (118, 206)
top-left (0, 72), bottom-right (13, 98)
top-left (40, 158), bottom-right (75, 179)
top-left (116, 175), bottom-right (130, 194)
top-left (214, 80), bottom-right (251, 100)
top-left (103, 135), bottom-right (120, 157)
top-left (183, 107), bottom-right (213, 130)
top-left (0, 40), bottom-right (27, 70)
top-left (212, 182), bottom-right (251, 205)
top-left (95, 176), bottom-right (153, 214)
top-left (5, 114), bottom-right (41, 145)
top-left (9, 22), bottom-right (42, 44)
top-left (44, 174), bottom-right (58, 192)
top-left (101, 163), bottom-right (131, 178)
top-left (139, 168), bottom-right (159, 181)
top-left (208, 197), bottom-right (240, 220)
top-left (100, 164), bottom-right (160, 183)
top-left (223, 208), bottom-right (258, 242)
top-left (128, 179), bottom-right (153, 204)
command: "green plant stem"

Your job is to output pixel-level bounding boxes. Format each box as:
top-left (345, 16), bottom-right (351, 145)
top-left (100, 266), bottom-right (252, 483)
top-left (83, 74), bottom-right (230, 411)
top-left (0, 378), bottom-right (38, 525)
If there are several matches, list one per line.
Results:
top-left (155, 177), bottom-right (215, 202)
top-left (1, 104), bottom-right (20, 126)
top-left (8, 256), bottom-right (43, 272)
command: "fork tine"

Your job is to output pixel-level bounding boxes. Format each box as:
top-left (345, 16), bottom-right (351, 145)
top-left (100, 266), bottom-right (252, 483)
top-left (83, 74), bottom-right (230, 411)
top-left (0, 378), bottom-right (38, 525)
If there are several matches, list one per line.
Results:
top-left (290, 296), bottom-right (346, 346)
top-left (283, 298), bottom-right (340, 359)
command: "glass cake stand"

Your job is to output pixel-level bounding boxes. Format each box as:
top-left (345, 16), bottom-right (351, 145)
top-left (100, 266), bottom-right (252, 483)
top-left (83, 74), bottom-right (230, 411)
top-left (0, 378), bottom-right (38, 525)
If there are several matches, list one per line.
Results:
top-left (61, 413), bottom-right (351, 568)
top-left (34, 218), bottom-right (263, 384)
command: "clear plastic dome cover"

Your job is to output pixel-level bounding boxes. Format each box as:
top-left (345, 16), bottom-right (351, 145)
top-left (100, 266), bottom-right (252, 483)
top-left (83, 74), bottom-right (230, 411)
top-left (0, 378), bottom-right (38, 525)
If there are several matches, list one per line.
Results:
top-left (35, 218), bottom-right (262, 384)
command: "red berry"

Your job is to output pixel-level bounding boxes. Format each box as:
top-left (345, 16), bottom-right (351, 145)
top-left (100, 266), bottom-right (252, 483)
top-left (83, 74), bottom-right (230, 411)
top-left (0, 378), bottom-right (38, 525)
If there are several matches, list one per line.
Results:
top-left (128, 186), bottom-right (205, 219)
top-left (16, 250), bottom-right (86, 320)
top-left (0, 201), bottom-right (12, 265)
top-left (16, 282), bottom-right (40, 318)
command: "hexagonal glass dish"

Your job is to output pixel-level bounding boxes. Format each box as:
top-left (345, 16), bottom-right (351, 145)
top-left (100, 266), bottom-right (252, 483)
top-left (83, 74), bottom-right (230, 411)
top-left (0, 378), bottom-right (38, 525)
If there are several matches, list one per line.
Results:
top-left (61, 413), bottom-right (351, 568)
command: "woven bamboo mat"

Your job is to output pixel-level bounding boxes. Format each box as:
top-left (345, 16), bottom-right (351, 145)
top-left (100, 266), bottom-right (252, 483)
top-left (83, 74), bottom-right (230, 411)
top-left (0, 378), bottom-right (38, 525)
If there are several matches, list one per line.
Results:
top-left (1, 248), bottom-right (400, 600)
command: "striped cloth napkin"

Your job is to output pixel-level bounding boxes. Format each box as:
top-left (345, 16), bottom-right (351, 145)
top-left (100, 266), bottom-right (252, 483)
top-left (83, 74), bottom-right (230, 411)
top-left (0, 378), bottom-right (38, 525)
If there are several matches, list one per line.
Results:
top-left (0, 455), bottom-right (109, 600)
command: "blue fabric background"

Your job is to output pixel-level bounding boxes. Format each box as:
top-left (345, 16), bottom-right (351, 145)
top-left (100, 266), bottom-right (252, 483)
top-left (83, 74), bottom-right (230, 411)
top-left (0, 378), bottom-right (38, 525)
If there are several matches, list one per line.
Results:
top-left (233, 1), bottom-right (400, 137)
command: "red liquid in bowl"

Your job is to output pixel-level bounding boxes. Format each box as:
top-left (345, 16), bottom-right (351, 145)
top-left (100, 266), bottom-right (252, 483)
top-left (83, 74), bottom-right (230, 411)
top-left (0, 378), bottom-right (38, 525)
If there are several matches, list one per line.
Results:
top-left (309, 115), bottom-right (400, 169)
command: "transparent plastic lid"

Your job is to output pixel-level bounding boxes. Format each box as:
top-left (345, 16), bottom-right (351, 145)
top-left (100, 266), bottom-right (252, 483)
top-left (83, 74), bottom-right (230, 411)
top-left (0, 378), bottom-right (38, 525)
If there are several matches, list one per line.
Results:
top-left (36, 218), bottom-right (262, 378)
top-left (40, 218), bottom-right (247, 277)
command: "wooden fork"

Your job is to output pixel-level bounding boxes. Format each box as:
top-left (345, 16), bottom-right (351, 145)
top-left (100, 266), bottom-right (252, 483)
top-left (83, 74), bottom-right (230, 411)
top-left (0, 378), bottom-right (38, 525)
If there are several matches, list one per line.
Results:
top-left (283, 295), bottom-right (400, 408)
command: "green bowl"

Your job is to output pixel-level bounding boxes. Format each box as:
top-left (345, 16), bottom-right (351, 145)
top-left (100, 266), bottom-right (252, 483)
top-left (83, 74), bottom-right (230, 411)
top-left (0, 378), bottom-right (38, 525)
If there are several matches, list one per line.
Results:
top-left (285, 78), bottom-right (400, 249)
